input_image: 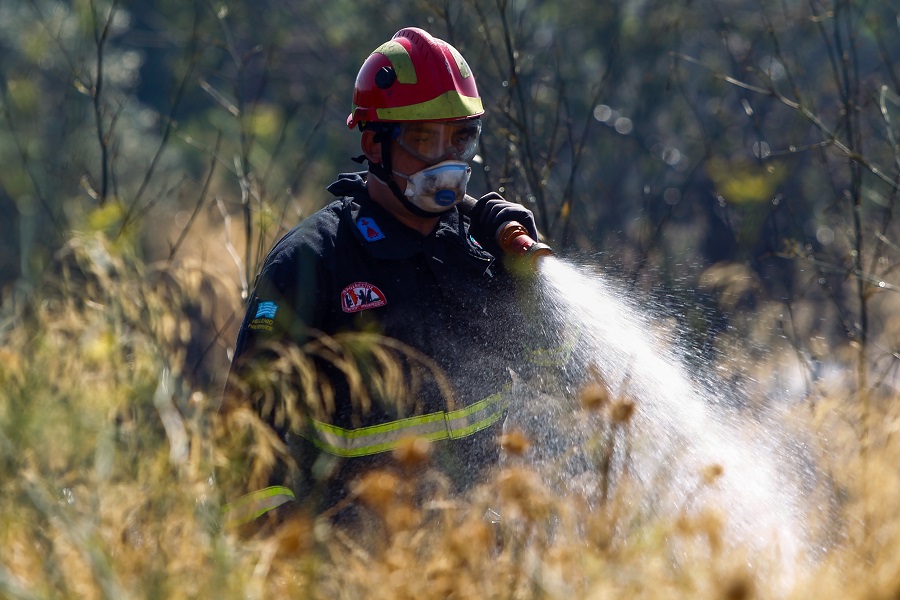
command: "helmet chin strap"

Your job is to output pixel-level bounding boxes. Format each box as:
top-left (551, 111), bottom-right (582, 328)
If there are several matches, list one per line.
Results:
top-left (367, 133), bottom-right (454, 219)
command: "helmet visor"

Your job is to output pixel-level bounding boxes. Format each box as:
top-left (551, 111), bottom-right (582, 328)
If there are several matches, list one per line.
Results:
top-left (397, 119), bottom-right (482, 164)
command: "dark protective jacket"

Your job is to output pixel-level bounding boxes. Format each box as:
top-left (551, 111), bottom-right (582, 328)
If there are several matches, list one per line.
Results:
top-left (226, 172), bottom-right (531, 521)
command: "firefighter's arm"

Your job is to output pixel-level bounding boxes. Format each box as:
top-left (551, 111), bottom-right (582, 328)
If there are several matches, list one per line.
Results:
top-left (219, 252), bottom-right (325, 530)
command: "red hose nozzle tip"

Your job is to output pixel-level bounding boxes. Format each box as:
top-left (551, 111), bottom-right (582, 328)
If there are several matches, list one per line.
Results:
top-left (496, 221), bottom-right (554, 262)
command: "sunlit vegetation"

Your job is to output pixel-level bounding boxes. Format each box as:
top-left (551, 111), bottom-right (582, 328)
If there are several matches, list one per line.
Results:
top-left (2, 256), bottom-right (900, 598)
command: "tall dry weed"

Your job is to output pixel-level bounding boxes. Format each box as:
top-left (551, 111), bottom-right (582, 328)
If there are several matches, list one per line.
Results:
top-left (1, 232), bottom-right (900, 598)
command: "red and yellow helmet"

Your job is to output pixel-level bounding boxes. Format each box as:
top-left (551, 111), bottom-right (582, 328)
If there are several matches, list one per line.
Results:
top-left (347, 27), bottom-right (484, 129)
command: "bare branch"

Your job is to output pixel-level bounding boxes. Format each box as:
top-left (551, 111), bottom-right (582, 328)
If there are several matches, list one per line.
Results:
top-left (89, 0), bottom-right (121, 204)
top-left (167, 131), bottom-right (223, 263)
top-left (673, 51), bottom-right (900, 192)
top-left (217, 197), bottom-right (249, 301)
top-left (118, 2), bottom-right (203, 238)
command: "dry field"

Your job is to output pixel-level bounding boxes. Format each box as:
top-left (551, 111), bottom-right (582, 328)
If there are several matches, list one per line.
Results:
top-left (1, 234), bottom-right (898, 600)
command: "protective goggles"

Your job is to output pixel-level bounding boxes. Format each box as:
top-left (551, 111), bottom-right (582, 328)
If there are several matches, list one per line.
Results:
top-left (396, 119), bottom-right (482, 164)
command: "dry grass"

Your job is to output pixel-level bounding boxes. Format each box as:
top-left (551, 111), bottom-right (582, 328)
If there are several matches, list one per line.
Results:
top-left (1, 233), bottom-right (899, 599)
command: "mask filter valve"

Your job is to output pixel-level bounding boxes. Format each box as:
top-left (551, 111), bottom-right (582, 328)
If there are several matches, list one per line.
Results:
top-left (434, 189), bottom-right (457, 206)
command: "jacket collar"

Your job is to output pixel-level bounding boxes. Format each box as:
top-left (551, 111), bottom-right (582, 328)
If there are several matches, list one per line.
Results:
top-left (328, 172), bottom-right (495, 270)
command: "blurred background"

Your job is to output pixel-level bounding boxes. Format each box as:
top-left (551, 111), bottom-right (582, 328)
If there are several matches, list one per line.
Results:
top-left (1, 0), bottom-right (898, 412)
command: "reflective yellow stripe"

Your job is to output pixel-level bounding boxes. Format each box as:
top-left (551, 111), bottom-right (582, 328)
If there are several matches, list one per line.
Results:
top-left (375, 92), bottom-right (484, 122)
top-left (446, 392), bottom-right (508, 439)
top-left (304, 390), bottom-right (509, 458)
top-left (223, 486), bottom-right (296, 527)
top-left (373, 41), bottom-right (416, 83)
top-left (446, 45), bottom-right (472, 78)
top-left (527, 331), bottom-right (579, 367)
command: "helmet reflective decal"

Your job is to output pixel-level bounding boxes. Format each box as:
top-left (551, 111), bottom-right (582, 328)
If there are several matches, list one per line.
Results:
top-left (357, 217), bottom-right (385, 241)
top-left (372, 40), bottom-right (417, 84)
top-left (446, 45), bottom-right (472, 78)
top-left (341, 282), bottom-right (387, 313)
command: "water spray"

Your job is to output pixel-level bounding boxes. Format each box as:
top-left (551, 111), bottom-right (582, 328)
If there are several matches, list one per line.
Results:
top-left (459, 196), bottom-right (812, 591)
top-left (509, 257), bottom-right (816, 593)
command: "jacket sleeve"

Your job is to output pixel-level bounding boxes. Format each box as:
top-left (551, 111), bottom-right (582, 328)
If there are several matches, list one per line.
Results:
top-left (218, 242), bottom-right (329, 521)
top-left (222, 240), bottom-right (326, 414)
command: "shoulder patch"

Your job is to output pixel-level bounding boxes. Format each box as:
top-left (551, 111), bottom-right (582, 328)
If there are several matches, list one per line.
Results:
top-left (249, 300), bottom-right (278, 332)
top-left (357, 217), bottom-right (386, 242)
top-left (341, 282), bottom-right (387, 313)
top-left (255, 301), bottom-right (278, 319)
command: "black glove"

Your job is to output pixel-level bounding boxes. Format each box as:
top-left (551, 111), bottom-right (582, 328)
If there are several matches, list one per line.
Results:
top-left (467, 192), bottom-right (539, 256)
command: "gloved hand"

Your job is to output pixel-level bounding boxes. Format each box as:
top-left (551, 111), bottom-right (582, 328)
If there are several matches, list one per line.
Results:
top-left (467, 192), bottom-right (539, 256)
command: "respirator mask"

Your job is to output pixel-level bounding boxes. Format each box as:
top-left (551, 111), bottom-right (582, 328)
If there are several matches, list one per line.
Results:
top-left (390, 118), bottom-right (480, 213)
top-left (365, 118), bottom-right (480, 216)
top-left (393, 161), bottom-right (472, 213)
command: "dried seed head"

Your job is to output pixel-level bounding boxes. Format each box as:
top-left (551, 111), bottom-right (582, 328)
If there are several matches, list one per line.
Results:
top-left (272, 513), bottom-right (312, 557)
top-left (701, 463), bottom-right (724, 485)
top-left (392, 436), bottom-right (431, 469)
top-left (497, 430), bottom-right (530, 455)
top-left (580, 382), bottom-right (610, 411)
top-left (384, 504), bottom-right (419, 533)
top-left (586, 513), bottom-right (614, 550)
top-left (610, 397), bottom-right (636, 424)
top-left (497, 468), bottom-right (536, 501)
top-left (721, 569), bottom-right (755, 600)
top-left (698, 508), bottom-right (724, 554)
top-left (496, 467), bottom-right (551, 521)
top-left (354, 470), bottom-right (398, 516)
top-left (448, 519), bottom-right (493, 566)
top-left (675, 508), bottom-right (724, 554)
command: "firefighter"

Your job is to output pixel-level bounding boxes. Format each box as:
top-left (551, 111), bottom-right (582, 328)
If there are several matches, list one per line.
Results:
top-left (223, 27), bottom-right (542, 528)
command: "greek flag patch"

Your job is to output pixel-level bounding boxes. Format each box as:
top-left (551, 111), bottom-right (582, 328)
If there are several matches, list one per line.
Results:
top-left (249, 301), bottom-right (278, 332)
top-left (255, 301), bottom-right (278, 319)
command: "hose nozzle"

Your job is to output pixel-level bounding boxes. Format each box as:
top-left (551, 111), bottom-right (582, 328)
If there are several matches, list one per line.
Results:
top-left (496, 221), bottom-right (553, 262)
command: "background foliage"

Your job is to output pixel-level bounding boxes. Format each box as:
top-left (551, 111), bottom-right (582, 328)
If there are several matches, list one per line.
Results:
top-left (2, 0), bottom-right (898, 392)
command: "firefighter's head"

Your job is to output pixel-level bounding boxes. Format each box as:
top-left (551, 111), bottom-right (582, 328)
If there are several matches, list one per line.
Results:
top-left (349, 28), bottom-right (483, 217)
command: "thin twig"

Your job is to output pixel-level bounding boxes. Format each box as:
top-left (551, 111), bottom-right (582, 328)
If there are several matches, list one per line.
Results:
top-left (117, 1), bottom-right (202, 238)
top-left (89, 0), bottom-right (120, 204)
top-left (167, 131), bottom-right (223, 262)
top-left (673, 51), bottom-right (900, 192)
